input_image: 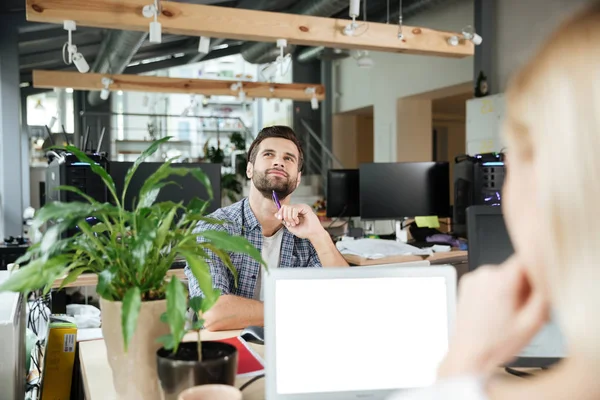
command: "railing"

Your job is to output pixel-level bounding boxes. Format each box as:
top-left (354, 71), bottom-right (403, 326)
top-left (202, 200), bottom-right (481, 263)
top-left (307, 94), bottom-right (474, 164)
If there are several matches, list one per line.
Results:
top-left (298, 118), bottom-right (344, 195)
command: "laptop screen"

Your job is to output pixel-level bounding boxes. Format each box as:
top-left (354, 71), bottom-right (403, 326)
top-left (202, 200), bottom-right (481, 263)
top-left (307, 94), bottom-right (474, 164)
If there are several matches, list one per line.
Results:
top-left (273, 276), bottom-right (450, 395)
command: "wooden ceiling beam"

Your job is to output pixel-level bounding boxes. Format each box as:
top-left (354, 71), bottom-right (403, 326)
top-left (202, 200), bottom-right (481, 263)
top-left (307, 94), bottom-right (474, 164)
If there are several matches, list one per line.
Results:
top-left (32, 70), bottom-right (325, 102)
top-left (25, 0), bottom-right (474, 58)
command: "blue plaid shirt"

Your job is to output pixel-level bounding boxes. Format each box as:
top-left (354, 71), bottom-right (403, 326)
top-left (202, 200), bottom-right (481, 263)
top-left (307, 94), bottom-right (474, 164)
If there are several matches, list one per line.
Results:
top-left (185, 198), bottom-right (322, 299)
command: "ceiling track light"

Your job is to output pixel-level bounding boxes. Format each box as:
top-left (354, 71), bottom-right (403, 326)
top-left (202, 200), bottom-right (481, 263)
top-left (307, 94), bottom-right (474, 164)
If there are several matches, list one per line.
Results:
top-left (305, 87), bottom-right (319, 110)
top-left (62, 20), bottom-right (89, 73)
top-left (448, 25), bottom-right (483, 46)
top-left (230, 81), bottom-right (246, 102)
top-left (198, 36), bottom-right (211, 54)
top-left (142, 0), bottom-right (162, 44)
top-left (100, 77), bottom-right (114, 100)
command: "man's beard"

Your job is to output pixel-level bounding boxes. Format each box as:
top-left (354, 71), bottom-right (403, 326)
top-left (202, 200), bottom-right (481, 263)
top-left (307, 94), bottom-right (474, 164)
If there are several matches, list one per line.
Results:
top-left (253, 169), bottom-right (297, 200)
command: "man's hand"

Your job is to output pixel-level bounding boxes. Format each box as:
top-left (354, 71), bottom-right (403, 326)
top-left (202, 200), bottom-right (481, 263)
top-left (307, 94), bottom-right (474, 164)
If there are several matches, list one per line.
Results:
top-left (275, 203), bottom-right (324, 239)
top-left (438, 256), bottom-right (549, 379)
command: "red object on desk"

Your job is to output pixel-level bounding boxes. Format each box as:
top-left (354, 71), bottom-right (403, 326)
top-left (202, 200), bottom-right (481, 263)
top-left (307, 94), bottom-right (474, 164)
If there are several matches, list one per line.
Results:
top-left (215, 336), bottom-right (264, 376)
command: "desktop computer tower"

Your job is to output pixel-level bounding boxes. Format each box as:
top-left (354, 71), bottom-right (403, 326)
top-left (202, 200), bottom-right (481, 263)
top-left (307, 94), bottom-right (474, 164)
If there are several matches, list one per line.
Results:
top-left (453, 153), bottom-right (505, 238)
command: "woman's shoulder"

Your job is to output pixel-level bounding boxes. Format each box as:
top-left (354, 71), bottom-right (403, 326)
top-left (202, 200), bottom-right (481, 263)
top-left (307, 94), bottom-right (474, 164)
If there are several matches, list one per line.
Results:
top-left (386, 376), bottom-right (488, 400)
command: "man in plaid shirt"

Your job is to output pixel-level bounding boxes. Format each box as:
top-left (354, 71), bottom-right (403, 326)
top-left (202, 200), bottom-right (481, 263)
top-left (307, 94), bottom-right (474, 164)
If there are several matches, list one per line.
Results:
top-left (185, 125), bottom-right (348, 331)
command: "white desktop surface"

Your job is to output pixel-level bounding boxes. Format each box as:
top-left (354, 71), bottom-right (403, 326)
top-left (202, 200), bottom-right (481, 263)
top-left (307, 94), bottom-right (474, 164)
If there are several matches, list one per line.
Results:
top-left (79, 330), bottom-right (264, 400)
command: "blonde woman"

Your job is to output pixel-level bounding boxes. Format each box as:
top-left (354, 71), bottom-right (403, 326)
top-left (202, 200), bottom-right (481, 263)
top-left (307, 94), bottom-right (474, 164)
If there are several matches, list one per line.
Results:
top-left (389, 2), bottom-right (600, 399)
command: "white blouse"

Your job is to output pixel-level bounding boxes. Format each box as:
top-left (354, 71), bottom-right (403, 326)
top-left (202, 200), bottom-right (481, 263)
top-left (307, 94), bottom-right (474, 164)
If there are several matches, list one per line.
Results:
top-left (386, 376), bottom-right (488, 400)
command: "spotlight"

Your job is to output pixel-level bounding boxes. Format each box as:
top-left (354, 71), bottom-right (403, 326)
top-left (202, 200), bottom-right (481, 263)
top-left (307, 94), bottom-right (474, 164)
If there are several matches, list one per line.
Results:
top-left (305, 87), bottom-right (319, 110)
top-left (100, 77), bottom-right (113, 100)
top-left (462, 25), bottom-right (483, 45)
top-left (354, 50), bottom-right (374, 68)
top-left (198, 36), bottom-right (211, 54)
top-left (62, 20), bottom-right (90, 73)
top-left (447, 35), bottom-right (460, 46)
top-left (143, 0), bottom-right (162, 44)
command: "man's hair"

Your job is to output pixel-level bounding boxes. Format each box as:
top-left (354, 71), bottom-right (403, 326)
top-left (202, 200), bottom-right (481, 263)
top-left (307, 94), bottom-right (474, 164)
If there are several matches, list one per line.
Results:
top-left (247, 125), bottom-right (304, 171)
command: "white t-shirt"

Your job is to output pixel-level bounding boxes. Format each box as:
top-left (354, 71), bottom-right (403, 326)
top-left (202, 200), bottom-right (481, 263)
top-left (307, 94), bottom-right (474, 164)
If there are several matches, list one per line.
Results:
top-left (254, 228), bottom-right (284, 301)
top-left (386, 376), bottom-right (488, 400)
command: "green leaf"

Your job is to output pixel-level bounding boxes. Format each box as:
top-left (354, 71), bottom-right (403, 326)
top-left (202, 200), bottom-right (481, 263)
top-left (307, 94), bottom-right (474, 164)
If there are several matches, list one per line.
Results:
top-left (121, 287), bottom-right (142, 352)
top-left (202, 244), bottom-right (239, 287)
top-left (189, 297), bottom-right (203, 313)
top-left (155, 205), bottom-right (179, 254)
top-left (189, 169), bottom-right (213, 200)
top-left (0, 256), bottom-right (70, 294)
top-left (166, 276), bottom-right (187, 353)
top-left (97, 269), bottom-right (115, 300)
top-left (156, 333), bottom-right (176, 351)
top-left (198, 230), bottom-right (265, 266)
top-left (192, 320), bottom-right (205, 331)
top-left (91, 223), bottom-right (109, 233)
top-left (131, 217), bottom-right (157, 273)
top-left (121, 136), bottom-right (173, 206)
top-left (181, 251), bottom-right (220, 312)
top-left (160, 312), bottom-right (168, 324)
top-left (63, 145), bottom-right (119, 205)
top-left (54, 185), bottom-right (99, 204)
top-left (59, 267), bottom-right (90, 290)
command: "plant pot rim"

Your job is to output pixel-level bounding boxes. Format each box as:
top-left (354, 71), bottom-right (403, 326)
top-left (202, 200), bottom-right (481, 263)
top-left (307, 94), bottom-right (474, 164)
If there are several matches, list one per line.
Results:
top-left (156, 341), bottom-right (237, 366)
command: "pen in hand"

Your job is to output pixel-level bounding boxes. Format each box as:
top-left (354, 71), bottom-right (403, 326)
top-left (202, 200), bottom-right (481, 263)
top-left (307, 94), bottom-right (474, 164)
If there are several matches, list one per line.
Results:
top-left (272, 190), bottom-right (281, 210)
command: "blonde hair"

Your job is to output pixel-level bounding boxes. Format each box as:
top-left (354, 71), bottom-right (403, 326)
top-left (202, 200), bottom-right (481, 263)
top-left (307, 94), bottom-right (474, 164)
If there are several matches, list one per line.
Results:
top-left (503, 2), bottom-right (600, 359)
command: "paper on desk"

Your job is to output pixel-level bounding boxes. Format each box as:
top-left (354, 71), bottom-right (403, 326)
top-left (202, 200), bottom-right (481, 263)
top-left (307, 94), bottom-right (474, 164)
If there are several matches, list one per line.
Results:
top-left (77, 328), bottom-right (103, 342)
top-left (336, 238), bottom-right (432, 259)
top-left (415, 216), bottom-right (440, 228)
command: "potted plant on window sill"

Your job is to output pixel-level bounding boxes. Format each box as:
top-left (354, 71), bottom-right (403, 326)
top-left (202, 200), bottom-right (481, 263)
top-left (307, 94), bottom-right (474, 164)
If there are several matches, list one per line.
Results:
top-left (0, 137), bottom-right (264, 400)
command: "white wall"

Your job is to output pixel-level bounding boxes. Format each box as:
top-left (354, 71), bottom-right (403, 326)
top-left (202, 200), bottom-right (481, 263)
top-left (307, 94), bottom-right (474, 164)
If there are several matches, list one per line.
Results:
top-left (334, 0), bottom-right (474, 162)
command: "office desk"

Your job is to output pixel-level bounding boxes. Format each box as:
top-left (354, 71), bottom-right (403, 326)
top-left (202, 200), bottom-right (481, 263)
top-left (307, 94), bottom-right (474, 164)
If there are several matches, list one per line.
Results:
top-left (79, 330), bottom-right (264, 400)
top-left (343, 250), bottom-right (468, 267)
top-left (52, 269), bottom-right (187, 289)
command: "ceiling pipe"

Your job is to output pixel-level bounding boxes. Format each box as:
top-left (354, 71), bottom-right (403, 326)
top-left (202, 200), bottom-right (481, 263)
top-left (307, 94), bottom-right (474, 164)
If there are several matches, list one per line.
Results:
top-left (87, 30), bottom-right (147, 106)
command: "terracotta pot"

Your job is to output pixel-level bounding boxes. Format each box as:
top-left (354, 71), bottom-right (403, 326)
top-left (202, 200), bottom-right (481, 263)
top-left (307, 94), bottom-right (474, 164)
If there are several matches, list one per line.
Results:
top-left (177, 384), bottom-right (242, 400)
top-left (100, 298), bottom-right (170, 400)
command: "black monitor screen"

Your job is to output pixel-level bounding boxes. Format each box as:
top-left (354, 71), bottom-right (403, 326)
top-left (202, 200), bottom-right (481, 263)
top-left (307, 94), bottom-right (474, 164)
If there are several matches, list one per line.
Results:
top-left (110, 162), bottom-right (221, 214)
top-left (359, 162), bottom-right (450, 220)
top-left (466, 205), bottom-right (566, 368)
top-left (326, 169), bottom-right (360, 218)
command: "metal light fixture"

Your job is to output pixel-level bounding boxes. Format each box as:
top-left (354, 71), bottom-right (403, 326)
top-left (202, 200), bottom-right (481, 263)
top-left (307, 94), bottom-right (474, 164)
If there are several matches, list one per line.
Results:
top-left (142, 0), bottom-right (162, 44)
top-left (62, 20), bottom-right (90, 73)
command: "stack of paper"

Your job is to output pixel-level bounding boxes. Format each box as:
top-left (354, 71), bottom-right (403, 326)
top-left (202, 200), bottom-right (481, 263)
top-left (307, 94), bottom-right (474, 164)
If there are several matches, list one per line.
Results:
top-left (335, 238), bottom-right (432, 259)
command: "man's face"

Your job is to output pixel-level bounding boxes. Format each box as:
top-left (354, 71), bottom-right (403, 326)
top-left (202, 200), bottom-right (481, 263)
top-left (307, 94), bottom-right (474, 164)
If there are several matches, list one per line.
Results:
top-left (247, 137), bottom-right (301, 200)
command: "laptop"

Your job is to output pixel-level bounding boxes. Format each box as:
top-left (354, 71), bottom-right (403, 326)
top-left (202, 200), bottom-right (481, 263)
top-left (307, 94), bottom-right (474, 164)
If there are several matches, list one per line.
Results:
top-left (264, 264), bottom-right (457, 400)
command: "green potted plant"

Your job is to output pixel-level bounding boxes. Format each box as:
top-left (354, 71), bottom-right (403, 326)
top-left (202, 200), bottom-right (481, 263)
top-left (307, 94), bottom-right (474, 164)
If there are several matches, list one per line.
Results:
top-left (0, 137), bottom-right (263, 400)
top-left (156, 292), bottom-right (238, 400)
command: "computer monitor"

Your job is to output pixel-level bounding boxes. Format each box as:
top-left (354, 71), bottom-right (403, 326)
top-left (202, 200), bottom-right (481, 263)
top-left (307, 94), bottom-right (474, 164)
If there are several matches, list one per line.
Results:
top-left (467, 205), bottom-right (567, 368)
top-left (110, 162), bottom-right (222, 214)
top-left (359, 162), bottom-right (450, 220)
top-left (0, 271), bottom-right (27, 400)
top-left (326, 169), bottom-right (360, 218)
top-left (264, 265), bottom-right (456, 400)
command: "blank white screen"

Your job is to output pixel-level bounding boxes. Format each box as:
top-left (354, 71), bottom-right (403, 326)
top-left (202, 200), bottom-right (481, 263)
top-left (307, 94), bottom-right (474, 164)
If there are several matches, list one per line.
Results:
top-left (275, 277), bottom-right (449, 395)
